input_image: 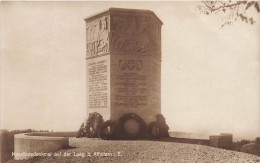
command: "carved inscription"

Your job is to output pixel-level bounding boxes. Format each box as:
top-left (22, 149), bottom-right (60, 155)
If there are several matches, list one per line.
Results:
top-left (111, 15), bottom-right (151, 55)
top-left (88, 59), bottom-right (108, 108)
top-left (115, 59), bottom-right (147, 107)
top-left (86, 16), bottom-right (109, 58)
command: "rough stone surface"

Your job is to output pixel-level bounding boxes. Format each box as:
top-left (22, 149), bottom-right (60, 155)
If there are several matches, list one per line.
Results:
top-left (7, 137), bottom-right (260, 163)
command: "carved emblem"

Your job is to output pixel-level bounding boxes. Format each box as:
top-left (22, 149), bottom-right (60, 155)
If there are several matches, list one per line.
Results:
top-left (119, 60), bottom-right (127, 71)
top-left (119, 60), bottom-right (143, 71)
top-left (135, 60), bottom-right (143, 71)
top-left (127, 60), bottom-right (135, 71)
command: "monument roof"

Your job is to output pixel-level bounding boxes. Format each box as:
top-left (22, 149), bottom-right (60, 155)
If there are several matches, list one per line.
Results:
top-left (84, 7), bottom-right (163, 25)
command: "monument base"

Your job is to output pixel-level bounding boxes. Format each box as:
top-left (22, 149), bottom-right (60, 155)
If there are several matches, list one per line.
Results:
top-left (77, 112), bottom-right (169, 140)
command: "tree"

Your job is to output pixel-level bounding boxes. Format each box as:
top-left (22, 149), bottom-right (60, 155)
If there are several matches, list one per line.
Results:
top-left (197, 1), bottom-right (260, 27)
top-left (256, 137), bottom-right (260, 144)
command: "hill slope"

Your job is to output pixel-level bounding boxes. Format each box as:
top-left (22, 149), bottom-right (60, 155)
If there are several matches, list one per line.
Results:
top-left (7, 137), bottom-right (260, 163)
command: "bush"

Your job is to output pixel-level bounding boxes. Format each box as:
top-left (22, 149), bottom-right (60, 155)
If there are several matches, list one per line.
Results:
top-left (77, 123), bottom-right (86, 138)
top-left (255, 137), bottom-right (260, 144)
top-left (85, 112), bottom-right (104, 138)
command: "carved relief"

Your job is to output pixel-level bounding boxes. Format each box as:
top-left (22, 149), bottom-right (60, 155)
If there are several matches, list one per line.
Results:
top-left (86, 16), bottom-right (109, 58)
top-left (111, 15), bottom-right (151, 55)
top-left (150, 20), bottom-right (161, 57)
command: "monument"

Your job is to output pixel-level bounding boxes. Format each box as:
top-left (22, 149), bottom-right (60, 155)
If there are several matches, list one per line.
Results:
top-left (81, 8), bottom-right (168, 139)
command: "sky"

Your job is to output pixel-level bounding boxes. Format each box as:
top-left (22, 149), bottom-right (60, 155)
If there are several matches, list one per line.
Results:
top-left (1, 1), bottom-right (260, 139)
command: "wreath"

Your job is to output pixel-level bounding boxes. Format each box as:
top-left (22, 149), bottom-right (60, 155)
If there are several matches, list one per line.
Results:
top-left (85, 112), bottom-right (104, 138)
top-left (155, 114), bottom-right (169, 137)
top-left (99, 120), bottom-right (116, 140)
top-left (148, 122), bottom-right (160, 139)
top-left (76, 122), bottom-right (86, 138)
top-left (115, 113), bottom-right (147, 139)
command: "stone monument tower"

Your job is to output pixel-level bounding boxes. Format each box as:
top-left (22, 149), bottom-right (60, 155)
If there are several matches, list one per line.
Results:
top-left (84, 8), bottom-right (165, 138)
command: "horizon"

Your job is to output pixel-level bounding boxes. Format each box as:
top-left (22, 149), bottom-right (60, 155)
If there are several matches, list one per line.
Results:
top-left (0, 128), bottom-right (257, 142)
top-left (1, 1), bottom-right (260, 140)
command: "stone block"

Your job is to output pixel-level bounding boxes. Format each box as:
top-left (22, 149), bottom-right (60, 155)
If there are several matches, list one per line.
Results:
top-left (14, 133), bottom-right (69, 160)
top-left (209, 133), bottom-right (233, 150)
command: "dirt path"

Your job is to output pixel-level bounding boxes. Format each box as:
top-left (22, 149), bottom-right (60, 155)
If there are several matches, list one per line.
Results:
top-left (8, 137), bottom-right (260, 163)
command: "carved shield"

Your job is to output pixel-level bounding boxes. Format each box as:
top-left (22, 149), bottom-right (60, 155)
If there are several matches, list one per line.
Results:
top-left (119, 60), bottom-right (126, 71)
top-left (135, 60), bottom-right (143, 71)
top-left (127, 60), bottom-right (135, 71)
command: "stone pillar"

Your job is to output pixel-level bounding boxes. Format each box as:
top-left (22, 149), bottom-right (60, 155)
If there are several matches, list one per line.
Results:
top-left (85, 8), bottom-right (163, 125)
top-left (209, 133), bottom-right (233, 150)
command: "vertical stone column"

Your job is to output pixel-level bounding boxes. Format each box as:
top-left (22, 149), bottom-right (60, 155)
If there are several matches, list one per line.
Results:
top-left (85, 12), bottom-right (111, 121)
top-left (85, 8), bottom-right (163, 125)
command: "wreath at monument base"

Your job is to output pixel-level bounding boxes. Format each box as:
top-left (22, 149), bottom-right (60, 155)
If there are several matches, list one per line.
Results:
top-left (156, 114), bottom-right (169, 137)
top-left (85, 112), bottom-right (104, 138)
top-left (77, 112), bottom-right (169, 139)
top-left (147, 114), bottom-right (169, 139)
top-left (158, 123), bottom-right (170, 137)
top-left (99, 120), bottom-right (116, 140)
top-left (148, 122), bottom-right (160, 139)
top-left (115, 113), bottom-right (147, 140)
top-left (76, 122), bottom-right (87, 138)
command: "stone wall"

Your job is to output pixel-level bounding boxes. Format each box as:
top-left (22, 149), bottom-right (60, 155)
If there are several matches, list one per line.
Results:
top-left (14, 133), bottom-right (69, 160)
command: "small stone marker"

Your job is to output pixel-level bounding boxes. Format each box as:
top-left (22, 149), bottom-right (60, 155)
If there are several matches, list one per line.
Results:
top-left (209, 133), bottom-right (233, 150)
